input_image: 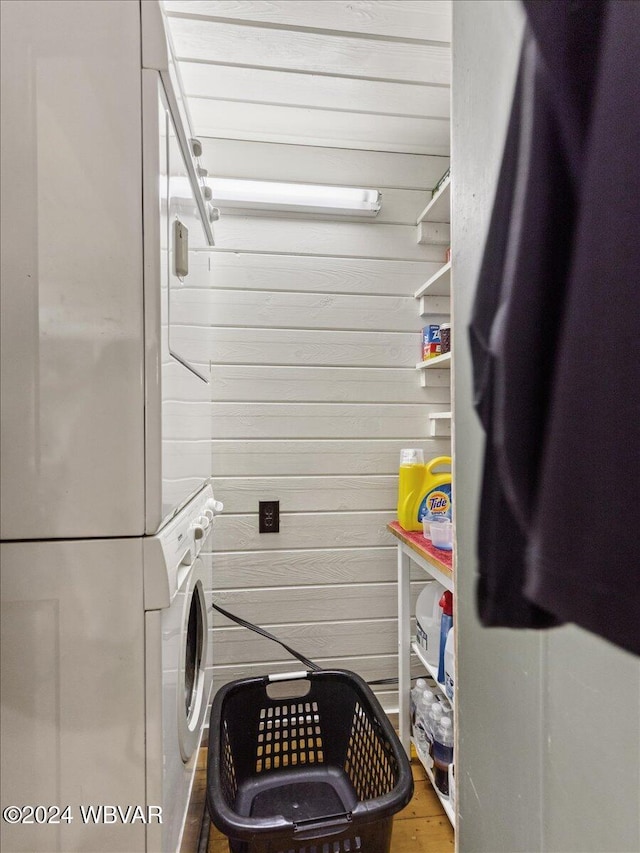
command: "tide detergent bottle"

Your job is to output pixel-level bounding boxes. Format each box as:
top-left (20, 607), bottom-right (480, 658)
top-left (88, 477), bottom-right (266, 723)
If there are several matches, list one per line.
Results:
top-left (397, 452), bottom-right (452, 532)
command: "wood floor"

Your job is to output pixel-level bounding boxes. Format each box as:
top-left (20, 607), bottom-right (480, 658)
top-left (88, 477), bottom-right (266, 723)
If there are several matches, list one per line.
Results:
top-left (187, 744), bottom-right (454, 853)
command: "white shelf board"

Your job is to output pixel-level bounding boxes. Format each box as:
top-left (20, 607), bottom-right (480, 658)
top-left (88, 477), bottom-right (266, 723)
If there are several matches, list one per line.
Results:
top-left (416, 177), bottom-right (451, 225)
top-left (412, 642), bottom-right (452, 709)
top-left (416, 352), bottom-right (451, 370)
top-left (430, 411), bottom-right (452, 420)
top-left (415, 261), bottom-right (451, 298)
top-left (411, 737), bottom-right (455, 827)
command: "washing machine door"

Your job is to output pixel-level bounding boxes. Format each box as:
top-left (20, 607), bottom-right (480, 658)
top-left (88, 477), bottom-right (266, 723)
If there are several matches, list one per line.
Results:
top-left (177, 558), bottom-right (209, 761)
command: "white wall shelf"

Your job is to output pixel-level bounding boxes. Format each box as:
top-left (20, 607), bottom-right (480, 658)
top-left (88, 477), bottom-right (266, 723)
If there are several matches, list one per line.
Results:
top-left (415, 261), bottom-right (451, 298)
top-left (412, 641), bottom-right (452, 709)
top-left (429, 411), bottom-right (452, 437)
top-left (416, 352), bottom-right (451, 370)
top-left (416, 176), bottom-right (451, 224)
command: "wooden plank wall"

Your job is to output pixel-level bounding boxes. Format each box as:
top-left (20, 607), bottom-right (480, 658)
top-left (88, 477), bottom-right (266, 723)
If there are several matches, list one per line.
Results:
top-left (162, 0), bottom-right (452, 712)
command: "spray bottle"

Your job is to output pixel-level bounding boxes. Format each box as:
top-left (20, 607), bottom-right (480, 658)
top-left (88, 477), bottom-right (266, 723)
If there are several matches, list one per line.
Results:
top-left (437, 590), bottom-right (453, 684)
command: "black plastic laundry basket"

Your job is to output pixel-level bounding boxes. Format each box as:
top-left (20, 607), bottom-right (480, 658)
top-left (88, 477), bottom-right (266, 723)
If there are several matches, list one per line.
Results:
top-left (207, 669), bottom-right (413, 853)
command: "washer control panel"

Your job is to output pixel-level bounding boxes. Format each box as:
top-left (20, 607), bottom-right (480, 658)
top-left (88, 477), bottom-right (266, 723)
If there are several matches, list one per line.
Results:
top-left (154, 484), bottom-right (224, 601)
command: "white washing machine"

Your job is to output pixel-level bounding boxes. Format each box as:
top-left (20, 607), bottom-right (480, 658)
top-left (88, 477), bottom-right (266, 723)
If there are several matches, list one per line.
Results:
top-left (145, 484), bottom-right (219, 853)
top-left (0, 485), bottom-right (218, 853)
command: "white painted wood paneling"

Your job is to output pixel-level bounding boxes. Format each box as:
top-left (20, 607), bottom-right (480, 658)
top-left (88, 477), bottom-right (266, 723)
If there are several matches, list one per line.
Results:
top-left (208, 365), bottom-right (447, 403)
top-left (166, 363), bottom-right (446, 403)
top-left (213, 511), bottom-right (396, 551)
top-left (201, 547), bottom-right (429, 587)
top-left (201, 139), bottom-right (449, 190)
top-left (180, 62), bottom-right (450, 119)
top-left (211, 217), bottom-right (444, 260)
top-left (162, 361), bottom-right (211, 401)
top-left (164, 1), bottom-right (452, 43)
top-left (162, 433), bottom-right (211, 479)
top-left (211, 617), bottom-right (401, 664)
top-left (167, 363), bottom-right (450, 404)
top-left (211, 581), bottom-right (426, 626)
top-left (209, 439), bottom-right (452, 477)
top-left (190, 253), bottom-right (441, 296)
top-left (166, 401), bottom-right (438, 439)
top-left (209, 475), bottom-right (399, 513)
top-left (171, 326), bottom-right (423, 366)
top-left (171, 288), bottom-right (419, 331)
top-left (209, 654), bottom-right (427, 696)
top-left (168, 18), bottom-right (451, 85)
top-left (190, 98), bottom-right (450, 155)
top-left (374, 691), bottom-right (401, 715)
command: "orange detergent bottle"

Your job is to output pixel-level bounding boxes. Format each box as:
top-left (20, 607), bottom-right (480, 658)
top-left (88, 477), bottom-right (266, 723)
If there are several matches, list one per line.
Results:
top-left (397, 452), bottom-right (452, 532)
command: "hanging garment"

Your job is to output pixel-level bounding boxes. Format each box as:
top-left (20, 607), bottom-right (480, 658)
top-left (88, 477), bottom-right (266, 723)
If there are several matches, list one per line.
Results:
top-left (470, 1), bottom-right (640, 655)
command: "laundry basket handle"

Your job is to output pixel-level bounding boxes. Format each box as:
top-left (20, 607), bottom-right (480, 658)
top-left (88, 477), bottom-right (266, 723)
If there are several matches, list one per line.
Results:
top-left (265, 670), bottom-right (312, 700)
top-left (267, 670), bottom-right (309, 682)
top-left (293, 811), bottom-right (352, 841)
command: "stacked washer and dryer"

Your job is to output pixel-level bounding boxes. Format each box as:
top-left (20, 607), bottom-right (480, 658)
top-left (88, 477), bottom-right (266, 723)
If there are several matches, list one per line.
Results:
top-left (0, 2), bottom-right (220, 851)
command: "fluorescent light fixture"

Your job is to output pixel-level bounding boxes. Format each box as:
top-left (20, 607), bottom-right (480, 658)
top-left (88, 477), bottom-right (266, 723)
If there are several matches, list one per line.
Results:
top-left (209, 179), bottom-right (381, 216)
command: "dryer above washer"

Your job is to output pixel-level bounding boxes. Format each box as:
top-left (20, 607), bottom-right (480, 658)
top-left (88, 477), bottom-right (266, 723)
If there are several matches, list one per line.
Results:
top-left (0, 0), bottom-right (215, 542)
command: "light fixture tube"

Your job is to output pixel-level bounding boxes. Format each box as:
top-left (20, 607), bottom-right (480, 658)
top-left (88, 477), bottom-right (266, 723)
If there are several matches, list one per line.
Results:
top-left (209, 179), bottom-right (381, 216)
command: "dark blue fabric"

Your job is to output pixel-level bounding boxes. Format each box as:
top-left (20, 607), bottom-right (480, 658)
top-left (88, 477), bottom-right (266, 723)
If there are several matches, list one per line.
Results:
top-left (470, 38), bottom-right (560, 629)
top-left (470, 1), bottom-right (640, 654)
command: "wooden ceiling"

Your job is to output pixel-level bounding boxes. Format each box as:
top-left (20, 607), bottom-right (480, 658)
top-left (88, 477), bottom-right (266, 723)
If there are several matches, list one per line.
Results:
top-left (162, 1), bottom-right (451, 158)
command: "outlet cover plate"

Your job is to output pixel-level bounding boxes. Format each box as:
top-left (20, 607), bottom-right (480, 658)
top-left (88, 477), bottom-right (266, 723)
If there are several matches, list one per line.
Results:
top-left (259, 500), bottom-right (280, 533)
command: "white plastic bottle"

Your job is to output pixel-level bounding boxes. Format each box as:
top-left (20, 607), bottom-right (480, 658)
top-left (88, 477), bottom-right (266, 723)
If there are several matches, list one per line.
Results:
top-left (427, 700), bottom-right (444, 754)
top-left (444, 627), bottom-right (455, 702)
top-left (432, 716), bottom-right (454, 797)
top-left (410, 677), bottom-right (428, 729)
top-left (416, 581), bottom-right (445, 666)
top-left (414, 688), bottom-right (436, 753)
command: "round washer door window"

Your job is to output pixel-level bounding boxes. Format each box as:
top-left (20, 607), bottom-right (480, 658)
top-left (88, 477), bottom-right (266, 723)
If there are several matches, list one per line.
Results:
top-left (178, 574), bottom-right (208, 761)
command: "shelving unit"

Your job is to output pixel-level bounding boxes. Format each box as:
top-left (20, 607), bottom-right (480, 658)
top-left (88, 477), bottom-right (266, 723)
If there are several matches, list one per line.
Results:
top-left (404, 166), bottom-right (455, 826)
top-left (390, 521), bottom-right (455, 828)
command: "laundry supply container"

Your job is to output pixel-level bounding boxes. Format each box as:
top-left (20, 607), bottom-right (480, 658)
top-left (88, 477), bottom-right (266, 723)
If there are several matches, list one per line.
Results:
top-left (207, 669), bottom-right (413, 853)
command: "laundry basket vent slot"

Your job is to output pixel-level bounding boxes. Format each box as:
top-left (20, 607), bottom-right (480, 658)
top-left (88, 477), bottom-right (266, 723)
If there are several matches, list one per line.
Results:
top-left (344, 703), bottom-right (397, 801)
top-left (256, 702), bottom-right (324, 773)
top-left (221, 720), bottom-right (238, 805)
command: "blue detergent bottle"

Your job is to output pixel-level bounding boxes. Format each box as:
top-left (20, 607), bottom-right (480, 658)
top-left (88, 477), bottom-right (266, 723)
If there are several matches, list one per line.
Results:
top-left (437, 590), bottom-right (453, 684)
